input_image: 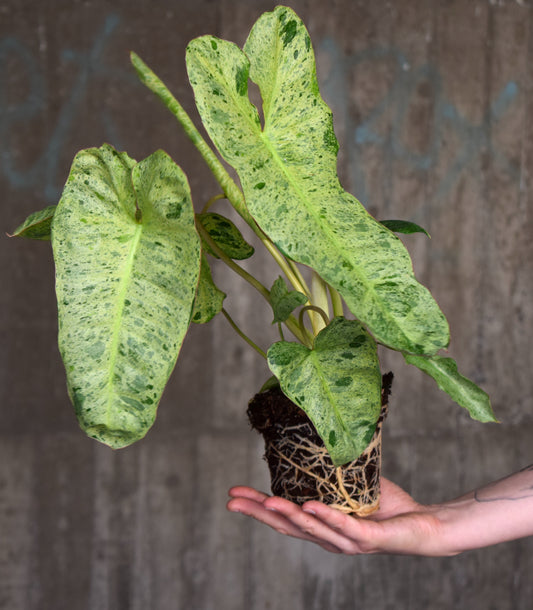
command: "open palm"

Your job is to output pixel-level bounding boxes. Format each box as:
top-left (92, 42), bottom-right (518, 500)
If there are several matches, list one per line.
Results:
top-left (227, 478), bottom-right (451, 556)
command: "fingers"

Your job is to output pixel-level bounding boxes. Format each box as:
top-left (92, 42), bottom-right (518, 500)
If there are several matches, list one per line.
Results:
top-left (226, 486), bottom-right (394, 555)
top-left (227, 489), bottom-right (343, 553)
top-left (228, 486), bottom-right (270, 502)
top-left (263, 497), bottom-right (375, 555)
top-left (227, 496), bottom-right (302, 538)
top-left (302, 501), bottom-right (386, 553)
top-left (227, 485), bottom-right (441, 556)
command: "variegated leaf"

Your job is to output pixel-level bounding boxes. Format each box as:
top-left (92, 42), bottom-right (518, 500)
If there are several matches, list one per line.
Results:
top-left (185, 6), bottom-right (449, 355)
top-left (191, 253), bottom-right (226, 323)
top-left (52, 145), bottom-right (201, 448)
top-left (404, 354), bottom-right (497, 423)
top-left (268, 317), bottom-right (382, 465)
top-left (10, 205), bottom-right (56, 240)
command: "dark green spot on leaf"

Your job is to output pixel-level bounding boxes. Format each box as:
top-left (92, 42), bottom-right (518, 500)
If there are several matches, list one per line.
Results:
top-left (235, 65), bottom-right (248, 96)
top-left (281, 19), bottom-right (298, 46)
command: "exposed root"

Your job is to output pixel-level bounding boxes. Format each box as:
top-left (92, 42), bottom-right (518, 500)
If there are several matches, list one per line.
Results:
top-left (248, 373), bottom-right (392, 517)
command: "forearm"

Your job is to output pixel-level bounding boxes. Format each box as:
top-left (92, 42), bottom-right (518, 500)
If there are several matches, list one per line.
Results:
top-left (436, 464), bottom-right (533, 554)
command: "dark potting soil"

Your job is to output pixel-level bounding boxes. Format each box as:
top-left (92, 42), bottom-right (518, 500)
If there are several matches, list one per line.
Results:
top-left (247, 372), bottom-right (393, 510)
top-left (248, 372), bottom-right (393, 445)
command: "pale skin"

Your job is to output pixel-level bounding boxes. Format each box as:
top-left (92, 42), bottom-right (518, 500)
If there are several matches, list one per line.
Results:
top-left (227, 464), bottom-right (533, 556)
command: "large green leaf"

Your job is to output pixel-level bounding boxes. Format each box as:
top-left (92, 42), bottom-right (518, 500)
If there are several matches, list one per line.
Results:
top-left (52, 145), bottom-right (201, 448)
top-left (186, 6), bottom-right (449, 355)
top-left (404, 354), bottom-right (497, 423)
top-left (10, 205), bottom-right (56, 240)
top-left (267, 317), bottom-right (382, 466)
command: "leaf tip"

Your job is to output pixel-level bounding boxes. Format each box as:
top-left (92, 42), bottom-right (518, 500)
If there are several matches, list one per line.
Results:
top-left (85, 423), bottom-right (147, 449)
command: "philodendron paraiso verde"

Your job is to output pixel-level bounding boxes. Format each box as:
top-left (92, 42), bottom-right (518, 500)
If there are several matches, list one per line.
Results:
top-left (12, 6), bottom-right (496, 470)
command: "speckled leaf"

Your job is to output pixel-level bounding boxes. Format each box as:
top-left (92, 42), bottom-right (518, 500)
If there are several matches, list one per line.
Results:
top-left (269, 276), bottom-right (307, 323)
top-left (52, 145), bottom-right (201, 449)
top-left (197, 212), bottom-right (254, 260)
top-left (404, 354), bottom-right (497, 423)
top-left (186, 6), bottom-right (449, 355)
top-left (191, 253), bottom-right (226, 323)
top-left (267, 317), bottom-right (382, 466)
top-left (10, 205), bottom-right (56, 240)
top-left (380, 220), bottom-right (430, 238)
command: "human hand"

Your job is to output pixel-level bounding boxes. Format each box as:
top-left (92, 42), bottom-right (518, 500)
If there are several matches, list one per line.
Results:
top-left (227, 478), bottom-right (455, 556)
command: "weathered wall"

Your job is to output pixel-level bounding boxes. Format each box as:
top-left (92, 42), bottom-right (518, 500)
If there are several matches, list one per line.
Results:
top-left (1, 0), bottom-right (533, 608)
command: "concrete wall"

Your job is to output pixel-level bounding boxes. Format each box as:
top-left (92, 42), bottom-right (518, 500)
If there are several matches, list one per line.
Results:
top-left (1, 0), bottom-right (532, 608)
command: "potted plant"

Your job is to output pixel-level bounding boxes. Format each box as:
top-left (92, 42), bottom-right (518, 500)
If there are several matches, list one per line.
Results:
top-left (11, 6), bottom-right (495, 516)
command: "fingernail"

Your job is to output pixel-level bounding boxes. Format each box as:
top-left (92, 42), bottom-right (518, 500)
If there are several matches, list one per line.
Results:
top-left (303, 508), bottom-right (316, 515)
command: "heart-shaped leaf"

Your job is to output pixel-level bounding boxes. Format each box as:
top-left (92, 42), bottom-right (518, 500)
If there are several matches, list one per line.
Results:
top-left (269, 276), bottom-right (308, 323)
top-left (52, 145), bottom-right (201, 448)
top-left (267, 317), bottom-right (382, 466)
top-left (185, 6), bottom-right (449, 355)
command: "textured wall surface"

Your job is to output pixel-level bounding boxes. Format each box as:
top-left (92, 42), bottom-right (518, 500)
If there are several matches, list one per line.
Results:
top-left (1, 1), bottom-right (533, 608)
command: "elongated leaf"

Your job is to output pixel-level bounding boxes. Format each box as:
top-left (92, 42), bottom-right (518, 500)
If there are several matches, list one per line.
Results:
top-left (404, 353), bottom-right (497, 423)
top-left (10, 205), bottom-right (56, 240)
top-left (380, 219), bottom-right (430, 238)
top-left (186, 7), bottom-right (449, 355)
top-left (197, 212), bottom-right (254, 260)
top-left (269, 276), bottom-right (307, 323)
top-left (191, 253), bottom-right (226, 323)
top-left (267, 317), bottom-right (382, 465)
top-left (52, 145), bottom-right (201, 448)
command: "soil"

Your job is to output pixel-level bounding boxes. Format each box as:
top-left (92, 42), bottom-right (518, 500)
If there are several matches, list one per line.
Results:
top-left (247, 372), bottom-right (393, 515)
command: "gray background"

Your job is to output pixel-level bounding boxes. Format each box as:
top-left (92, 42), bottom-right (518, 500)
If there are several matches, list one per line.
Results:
top-left (2, 0), bottom-right (533, 608)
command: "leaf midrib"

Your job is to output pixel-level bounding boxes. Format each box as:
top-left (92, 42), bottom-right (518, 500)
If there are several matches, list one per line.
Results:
top-left (307, 349), bottom-right (349, 437)
top-left (258, 127), bottom-right (414, 348)
top-left (250, 35), bottom-right (413, 349)
top-left (194, 36), bottom-right (415, 350)
top-left (105, 222), bottom-right (143, 428)
top-left (427, 358), bottom-right (480, 407)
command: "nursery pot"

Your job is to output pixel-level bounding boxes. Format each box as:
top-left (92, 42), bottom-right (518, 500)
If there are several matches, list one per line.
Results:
top-left (247, 372), bottom-right (393, 517)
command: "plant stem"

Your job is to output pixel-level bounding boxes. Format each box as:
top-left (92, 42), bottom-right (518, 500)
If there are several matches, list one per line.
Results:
top-left (287, 258), bottom-right (311, 297)
top-left (131, 52), bottom-right (312, 307)
top-left (195, 217), bottom-right (270, 300)
top-left (329, 285), bottom-right (344, 317)
top-left (262, 240), bottom-right (310, 299)
top-left (221, 309), bottom-right (267, 359)
top-left (298, 305), bottom-right (330, 337)
top-left (201, 193), bottom-right (226, 214)
top-left (195, 217), bottom-right (311, 346)
top-left (131, 53), bottom-right (262, 232)
top-left (311, 271), bottom-right (330, 333)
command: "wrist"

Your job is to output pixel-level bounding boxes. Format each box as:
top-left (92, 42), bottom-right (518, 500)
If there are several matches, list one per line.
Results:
top-left (427, 500), bottom-right (472, 556)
